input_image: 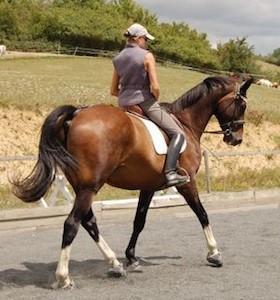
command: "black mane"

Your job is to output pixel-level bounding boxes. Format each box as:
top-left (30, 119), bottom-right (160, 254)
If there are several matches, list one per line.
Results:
top-left (161, 76), bottom-right (234, 114)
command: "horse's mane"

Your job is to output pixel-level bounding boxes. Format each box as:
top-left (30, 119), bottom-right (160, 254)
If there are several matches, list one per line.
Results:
top-left (161, 76), bottom-right (234, 114)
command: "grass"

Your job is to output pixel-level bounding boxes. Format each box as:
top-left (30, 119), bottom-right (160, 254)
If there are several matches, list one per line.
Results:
top-left (0, 56), bottom-right (114, 109)
top-left (1, 55), bottom-right (279, 123)
top-left (0, 56), bottom-right (207, 110)
top-left (209, 167), bottom-right (280, 192)
top-left (0, 54), bottom-right (279, 209)
top-left (247, 84), bottom-right (280, 124)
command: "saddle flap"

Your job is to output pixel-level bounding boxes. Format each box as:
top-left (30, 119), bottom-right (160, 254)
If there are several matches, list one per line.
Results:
top-left (127, 112), bottom-right (186, 155)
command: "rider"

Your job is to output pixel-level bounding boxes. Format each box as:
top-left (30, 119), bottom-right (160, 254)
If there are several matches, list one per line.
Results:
top-left (110, 23), bottom-right (188, 187)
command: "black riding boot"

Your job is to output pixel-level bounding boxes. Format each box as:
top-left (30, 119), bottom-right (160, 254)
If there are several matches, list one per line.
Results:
top-left (164, 134), bottom-right (189, 187)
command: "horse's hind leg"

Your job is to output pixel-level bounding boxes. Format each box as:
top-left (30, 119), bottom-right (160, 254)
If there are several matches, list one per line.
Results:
top-left (125, 190), bottom-right (154, 270)
top-left (81, 208), bottom-right (125, 277)
top-left (177, 186), bottom-right (223, 267)
top-left (55, 189), bottom-right (95, 289)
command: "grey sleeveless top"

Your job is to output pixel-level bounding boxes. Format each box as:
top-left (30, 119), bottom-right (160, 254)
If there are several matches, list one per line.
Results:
top-left (113, 43), bottom-right (154, 106)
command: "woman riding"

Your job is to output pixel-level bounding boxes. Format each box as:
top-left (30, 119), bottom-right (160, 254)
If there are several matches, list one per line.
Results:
top-left (110, 23), bottom-right (188, 187)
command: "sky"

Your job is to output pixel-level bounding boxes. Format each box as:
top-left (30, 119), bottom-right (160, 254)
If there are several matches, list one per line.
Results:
top-left (134, 0), bottom-right (280, 55)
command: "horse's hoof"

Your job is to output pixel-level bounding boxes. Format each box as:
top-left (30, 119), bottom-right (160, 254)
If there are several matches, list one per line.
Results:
top-left (107, 264), bottom-right (126, 278)
top-left (125, 260), bottom-right (143, 273)
top-left (56, 280), bottom-right (76, 291)
top-left (207, 251), bottom-right (223, 267)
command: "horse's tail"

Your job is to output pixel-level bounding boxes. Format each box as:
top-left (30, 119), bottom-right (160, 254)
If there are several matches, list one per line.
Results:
top-left (11, 105), bottom-right (78, 202)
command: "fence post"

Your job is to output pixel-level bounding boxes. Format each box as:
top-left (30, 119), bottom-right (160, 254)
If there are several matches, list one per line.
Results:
top-left (203, 150), bottom-right (212, 194)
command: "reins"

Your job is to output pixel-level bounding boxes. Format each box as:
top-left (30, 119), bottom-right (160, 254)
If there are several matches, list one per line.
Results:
top-left (176, 116), bottom-right (227, 135)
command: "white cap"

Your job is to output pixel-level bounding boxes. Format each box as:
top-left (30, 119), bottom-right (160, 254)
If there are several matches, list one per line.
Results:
top-left (124, 23), bottom-right (155, 41)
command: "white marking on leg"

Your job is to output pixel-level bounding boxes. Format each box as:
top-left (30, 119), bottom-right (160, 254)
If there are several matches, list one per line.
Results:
top-left (96, 235), bottom-right (121, 268)
top-left (203, 226), bottom-right (219, 255)
top-left (55, 246), bottom-right (72, 287)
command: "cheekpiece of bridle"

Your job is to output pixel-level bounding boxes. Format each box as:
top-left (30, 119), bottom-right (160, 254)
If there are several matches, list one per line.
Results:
top-left (204, 83), bottom-right (247, 136)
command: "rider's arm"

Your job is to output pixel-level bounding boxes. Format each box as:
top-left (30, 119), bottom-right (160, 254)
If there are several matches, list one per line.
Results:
top-left (145, 53), bottom-right (160, 101)
top-left (110, 69), bottom-right (120, 97)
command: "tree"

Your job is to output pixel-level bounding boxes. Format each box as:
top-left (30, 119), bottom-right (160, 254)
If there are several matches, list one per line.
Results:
top-left (0, 2), bottom-right (19, 40)
top-left (217, 37), bottom-right (260, 73)
top-left (155, 22), bottom-right (220, 69)
top-left (267, 48), bottom-right (280, 66)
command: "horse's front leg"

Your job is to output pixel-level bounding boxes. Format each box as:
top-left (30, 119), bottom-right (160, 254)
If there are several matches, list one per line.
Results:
top-left (125, 190), bottom-right (154, 270)
top-left (177, 185), bottom-right (223, 267)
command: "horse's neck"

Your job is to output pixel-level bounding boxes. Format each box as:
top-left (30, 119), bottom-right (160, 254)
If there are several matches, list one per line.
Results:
top-left (185, 97), bottom-right (216, 139)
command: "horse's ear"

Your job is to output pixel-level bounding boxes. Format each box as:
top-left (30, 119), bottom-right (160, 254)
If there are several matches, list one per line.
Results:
top-left (240, 77), bottom-right (253, 96)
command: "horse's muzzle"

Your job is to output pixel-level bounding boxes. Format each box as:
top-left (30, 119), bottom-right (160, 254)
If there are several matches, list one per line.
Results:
top-left (224, 135), bottom-right (242, 146)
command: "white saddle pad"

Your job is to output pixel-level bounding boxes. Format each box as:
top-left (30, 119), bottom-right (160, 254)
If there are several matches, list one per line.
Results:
top-left (130, 114), bottom-right (186, 155)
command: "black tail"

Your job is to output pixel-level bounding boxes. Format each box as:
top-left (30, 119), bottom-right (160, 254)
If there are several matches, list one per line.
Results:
top-left (11, 105), bottom-right (78, 202)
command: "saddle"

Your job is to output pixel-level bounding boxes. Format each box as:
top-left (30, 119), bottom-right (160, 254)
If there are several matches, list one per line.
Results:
top-left (123, 105), bottom-right (186, 155)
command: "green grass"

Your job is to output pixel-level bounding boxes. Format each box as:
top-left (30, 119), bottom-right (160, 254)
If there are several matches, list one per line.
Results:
top-left (0, 56), bottom-right (114, 109)
top-left (0, 56), bottom-right (207, 110)
top-left (210, 167), bottom-right (280, 191)
top-left (1, 55), bottom-right (279, 123)
top-left (247, 84), bottom-right (280, 124)
top-left (0, 55), bottom-right (279, 209)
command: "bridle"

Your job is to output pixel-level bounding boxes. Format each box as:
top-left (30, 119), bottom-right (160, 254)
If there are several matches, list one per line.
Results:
top-left (205, 83), bottom-right (247, 136)
top-left (178, 82), bottom-right (247, 136)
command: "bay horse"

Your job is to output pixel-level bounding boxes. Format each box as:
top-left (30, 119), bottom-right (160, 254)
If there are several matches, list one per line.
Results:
top-left (11, 75), bottom-right (253, 289)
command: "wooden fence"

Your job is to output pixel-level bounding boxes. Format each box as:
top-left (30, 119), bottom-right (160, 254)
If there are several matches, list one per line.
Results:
top-left (60, 46), bottom-right (265, 80)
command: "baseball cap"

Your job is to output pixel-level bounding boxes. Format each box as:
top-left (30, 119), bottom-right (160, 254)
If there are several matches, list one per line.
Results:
top-left (124, 23), bottom-right (155, 41)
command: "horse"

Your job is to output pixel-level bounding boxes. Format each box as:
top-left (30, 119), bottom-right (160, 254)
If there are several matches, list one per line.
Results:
top-left (0, 45), bottom-right (6, 58)
top-left (11, 75), bottom-right (253, 290)
top-left (256, 78), bottom-right (275, 88)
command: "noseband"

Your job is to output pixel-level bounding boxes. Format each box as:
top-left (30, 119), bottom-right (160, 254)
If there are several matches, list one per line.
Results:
top-left (204, 83), bottom-right (247, 136)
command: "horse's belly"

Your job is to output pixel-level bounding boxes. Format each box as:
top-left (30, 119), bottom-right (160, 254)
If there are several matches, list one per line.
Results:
top-left (106, 159), bottom-right (165, 190)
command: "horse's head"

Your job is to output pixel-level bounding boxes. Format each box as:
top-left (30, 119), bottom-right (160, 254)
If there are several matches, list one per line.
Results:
top-left (215, 77), bottom-right (253, 146)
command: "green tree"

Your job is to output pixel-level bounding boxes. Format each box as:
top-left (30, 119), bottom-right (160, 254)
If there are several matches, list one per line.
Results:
top-left (217, 37), bottom-right (260, 73)
top-left (112, 0), bottom-right (158, 29)
top-left (0, 2), bottom-right (19, 40)
top-left (267, 48), bottom-right (280, 66)
top-left (155, 22), bottom-right (220, 69)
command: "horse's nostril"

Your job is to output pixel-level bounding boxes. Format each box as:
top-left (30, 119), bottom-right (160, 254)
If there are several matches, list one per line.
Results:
top-left (232, 138), bottom-right (242, 146)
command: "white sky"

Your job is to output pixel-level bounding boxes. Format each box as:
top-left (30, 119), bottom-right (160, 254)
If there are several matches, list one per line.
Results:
top-left (134, 0), bottom-right (280, 55)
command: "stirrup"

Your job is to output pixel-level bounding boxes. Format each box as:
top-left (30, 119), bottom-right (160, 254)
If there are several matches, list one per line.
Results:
top-left (165, 171), bottom-right (189, 188)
